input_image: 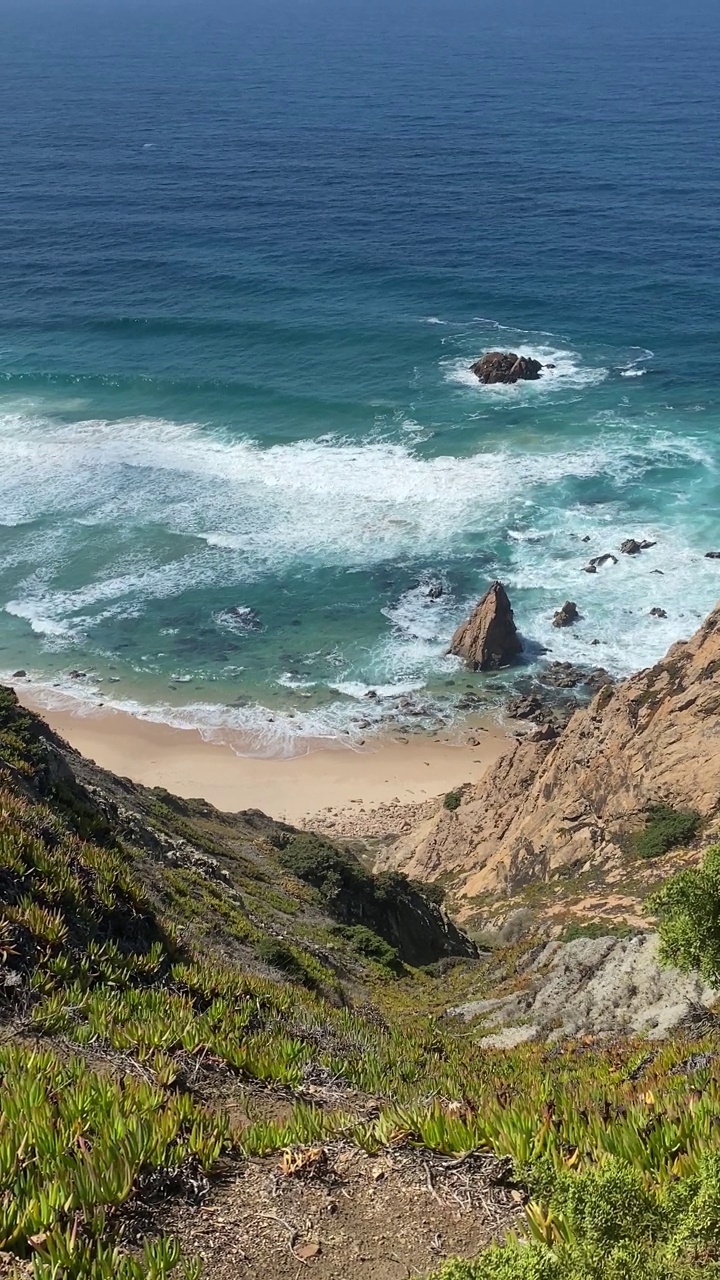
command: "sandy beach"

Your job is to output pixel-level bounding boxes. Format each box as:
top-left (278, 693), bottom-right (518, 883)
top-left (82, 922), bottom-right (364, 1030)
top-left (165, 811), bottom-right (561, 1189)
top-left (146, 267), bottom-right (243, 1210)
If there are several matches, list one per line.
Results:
top-left (16, 690), bottom-right (511, 829)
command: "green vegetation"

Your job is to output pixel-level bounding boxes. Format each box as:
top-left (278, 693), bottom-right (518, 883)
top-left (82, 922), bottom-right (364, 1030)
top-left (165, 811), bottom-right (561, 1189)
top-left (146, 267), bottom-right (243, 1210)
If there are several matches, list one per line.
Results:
top-left (650, 841), bottom-right (720, 985)
top-left (0, 1045), bottom-right (219, 1278)
top-left (3, 688), bottom-right (720, 1278)
top-left (628, 802), bottom-right (701, 860)
top-left (275, 831), bottom-right (450, 964)
top-left (444, 788), bottom-right (463, 811)
top-left (430, 1154), bottom-right (720, 1278)
top-left (331, 923), bottom-right (403, 972)
top-left (561, 920), bottom-right (635, 943)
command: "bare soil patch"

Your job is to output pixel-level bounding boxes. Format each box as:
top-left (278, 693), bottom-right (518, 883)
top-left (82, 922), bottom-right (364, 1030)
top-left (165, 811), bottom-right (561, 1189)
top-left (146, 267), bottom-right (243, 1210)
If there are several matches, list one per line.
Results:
top-left (139, 1145), bottom-right (522, 1280)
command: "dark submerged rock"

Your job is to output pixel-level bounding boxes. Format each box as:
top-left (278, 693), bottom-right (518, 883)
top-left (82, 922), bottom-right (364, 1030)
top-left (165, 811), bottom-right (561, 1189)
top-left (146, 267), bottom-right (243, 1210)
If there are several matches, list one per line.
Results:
top-left (583, 553), bottom-right (618, 574)
top-left (552, 601), bottom-right (580, 628)
top-left (621, 539), bottom-right (657, 556)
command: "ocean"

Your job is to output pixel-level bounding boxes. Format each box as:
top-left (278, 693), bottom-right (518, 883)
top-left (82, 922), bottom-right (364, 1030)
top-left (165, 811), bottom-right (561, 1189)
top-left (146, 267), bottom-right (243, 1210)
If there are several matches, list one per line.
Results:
top-left (1, 0), bottom-right (719, 754)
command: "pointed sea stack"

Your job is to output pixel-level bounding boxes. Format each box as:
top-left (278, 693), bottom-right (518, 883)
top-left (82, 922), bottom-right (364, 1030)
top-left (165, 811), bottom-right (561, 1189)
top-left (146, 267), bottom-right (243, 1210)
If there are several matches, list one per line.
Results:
top-left (448, 581), bottom-right (523, 671)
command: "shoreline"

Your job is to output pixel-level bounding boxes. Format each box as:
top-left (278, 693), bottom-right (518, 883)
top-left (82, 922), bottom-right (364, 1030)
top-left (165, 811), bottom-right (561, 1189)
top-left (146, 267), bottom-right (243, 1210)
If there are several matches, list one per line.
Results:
top-left (15, 689), bottom-right (511, 829)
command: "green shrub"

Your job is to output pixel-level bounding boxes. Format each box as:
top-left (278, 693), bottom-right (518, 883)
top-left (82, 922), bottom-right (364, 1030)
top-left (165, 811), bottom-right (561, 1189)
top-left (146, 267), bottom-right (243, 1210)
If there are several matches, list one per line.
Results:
top-left (650, 841), bottom-right (720, 985)
top-left (444, 789), bottom-right (463, 811)
top-left (628, 803), bottom-right (701, 860)
top-left (277, 833), bottom-right (371, 906)
top-left (430, 1157), bottom-right (720, 1280)
top-left (332, 924), bottom-right (402, 973)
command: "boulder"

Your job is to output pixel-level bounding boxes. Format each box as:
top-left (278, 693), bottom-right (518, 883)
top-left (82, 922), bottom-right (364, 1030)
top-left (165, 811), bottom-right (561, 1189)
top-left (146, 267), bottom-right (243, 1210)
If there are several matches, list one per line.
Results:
top-left (470, 351), bottom-right (543, 385)
top-left (621, 539), bottom-right (657, 555)
top-left (448, 581), bottom-right (522, 671)
top-left (552, 601), bottom-right (580, 628)
top-left (11, 670), bottom-right (27, 679)
top-left (706, 552), bottom-right (720, 560)
top-left (507, 694), bottom-right (545, 723)
top-left (650, 607), bottom-right (668, 619)
top-left (540, 661), bottom-right (612, 691)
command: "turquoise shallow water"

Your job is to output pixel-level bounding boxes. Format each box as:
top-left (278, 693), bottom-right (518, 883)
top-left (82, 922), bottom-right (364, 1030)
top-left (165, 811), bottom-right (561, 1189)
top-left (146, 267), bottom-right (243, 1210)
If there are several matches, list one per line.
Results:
top-left (1, 0), bottom-right (719, 753)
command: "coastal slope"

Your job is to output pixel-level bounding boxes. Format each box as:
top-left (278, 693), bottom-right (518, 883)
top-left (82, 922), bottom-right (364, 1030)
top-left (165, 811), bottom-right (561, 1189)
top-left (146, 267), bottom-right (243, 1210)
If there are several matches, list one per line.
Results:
top-left (379, 601), bottom-right (720, 916)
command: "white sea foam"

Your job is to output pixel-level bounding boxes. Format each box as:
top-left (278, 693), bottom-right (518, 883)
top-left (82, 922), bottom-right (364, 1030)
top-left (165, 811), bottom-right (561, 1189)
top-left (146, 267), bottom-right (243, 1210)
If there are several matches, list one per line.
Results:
top-left (0, 396), bottom-right (717, 733)
top-left (277, 672), bottom-right (316, 690)
top-left (1, 675), bottom-right (395, 758)
top-left (4, 600), bottom-right (75, 639)
top-left (621, 369), bottom-right (646, 378)
top-left (329, 678), bottom-right (427, 700)
top-left (0, 409), bottom-right (644, 602)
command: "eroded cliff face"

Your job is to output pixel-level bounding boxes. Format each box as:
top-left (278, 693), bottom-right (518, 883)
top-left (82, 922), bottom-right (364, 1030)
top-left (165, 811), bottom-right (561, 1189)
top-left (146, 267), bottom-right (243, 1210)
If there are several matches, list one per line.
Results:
top-left (378, 603), bottom-right (720, 911)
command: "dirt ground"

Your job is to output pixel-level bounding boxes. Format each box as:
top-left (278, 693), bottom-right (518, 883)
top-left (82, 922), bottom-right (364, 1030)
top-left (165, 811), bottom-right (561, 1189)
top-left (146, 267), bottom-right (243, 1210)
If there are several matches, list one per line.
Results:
top-left (134, 1144), bottom-right (522, 1280)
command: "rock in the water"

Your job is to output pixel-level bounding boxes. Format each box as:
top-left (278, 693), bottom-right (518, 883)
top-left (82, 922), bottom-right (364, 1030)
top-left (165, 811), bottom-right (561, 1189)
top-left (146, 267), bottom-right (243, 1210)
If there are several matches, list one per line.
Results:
top-left (583, 553), bottom-right (618, 574)
top-left (552, 601), bottom-right (580, 628)
top-left (448, 581), bottom-right (522, 672)
top-left (650, 607), bottom-right (668, 619)
top-left (621, 538), bottom-right (657, 555)
top-left (706, 552), bottom-right (720, 560)
top-left (11, 670), bottom-right (27, 679)
top-left (470, 351), bottom-right (543, 385)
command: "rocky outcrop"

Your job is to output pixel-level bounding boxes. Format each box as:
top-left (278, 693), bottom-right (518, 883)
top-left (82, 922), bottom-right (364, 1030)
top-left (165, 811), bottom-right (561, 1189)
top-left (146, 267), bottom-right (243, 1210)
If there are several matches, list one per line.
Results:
top-left (621, 538), bottom-right (657, 555)
top-left (381, 602), bottom-right (720, 907)
top-left (583, 553), bottom-right (618, 574)
top-left (471, 352), bottom-right (543, 384)
top-left (447, 934), bottom-right (717, 1044)
top-left (552, 601), bottom-right (580, 628)
top-left (448, 582), bottom-right (523, 671)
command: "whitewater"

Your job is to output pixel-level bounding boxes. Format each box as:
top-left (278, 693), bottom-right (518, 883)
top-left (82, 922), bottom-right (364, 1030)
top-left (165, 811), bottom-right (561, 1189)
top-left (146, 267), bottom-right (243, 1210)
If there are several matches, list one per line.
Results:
top-left (1, 0), bottom-right (719, 753)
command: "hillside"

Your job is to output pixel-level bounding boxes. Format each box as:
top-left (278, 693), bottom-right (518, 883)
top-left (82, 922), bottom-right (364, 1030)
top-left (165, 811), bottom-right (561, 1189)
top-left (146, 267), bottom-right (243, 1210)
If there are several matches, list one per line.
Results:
top-left (379, 603), bottom-right (720, 935)
top-left (2, 685), bottom-right (720, 1279)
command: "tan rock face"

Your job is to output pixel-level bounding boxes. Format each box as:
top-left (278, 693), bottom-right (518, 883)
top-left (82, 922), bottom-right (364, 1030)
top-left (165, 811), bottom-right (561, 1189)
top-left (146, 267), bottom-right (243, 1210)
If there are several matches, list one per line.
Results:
top-left (448, 581), bottom-right (523, 671)
top-left (382, 602), bottom-right (720, 907)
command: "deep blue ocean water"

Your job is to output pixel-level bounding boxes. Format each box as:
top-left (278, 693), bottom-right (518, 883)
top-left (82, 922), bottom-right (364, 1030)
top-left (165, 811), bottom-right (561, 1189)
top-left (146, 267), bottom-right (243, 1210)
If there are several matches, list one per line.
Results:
top-left (1, 0), bottom-right (719, 753)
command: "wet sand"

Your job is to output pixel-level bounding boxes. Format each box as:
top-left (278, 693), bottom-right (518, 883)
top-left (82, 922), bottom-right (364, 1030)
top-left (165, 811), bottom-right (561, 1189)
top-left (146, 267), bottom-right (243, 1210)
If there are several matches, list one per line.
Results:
top-left (16, 690), bottom-right (510, 828)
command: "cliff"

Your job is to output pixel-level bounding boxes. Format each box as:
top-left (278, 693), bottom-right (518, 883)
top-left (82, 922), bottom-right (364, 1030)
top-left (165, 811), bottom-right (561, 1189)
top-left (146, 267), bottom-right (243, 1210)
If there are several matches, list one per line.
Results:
top-left (379, 602), bottom-right (720, 917)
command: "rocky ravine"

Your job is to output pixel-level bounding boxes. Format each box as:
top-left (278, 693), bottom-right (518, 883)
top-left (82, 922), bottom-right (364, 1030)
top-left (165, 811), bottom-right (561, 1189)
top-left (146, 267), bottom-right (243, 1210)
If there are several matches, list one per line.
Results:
top-left (378, 601), bottom-right (720, 912)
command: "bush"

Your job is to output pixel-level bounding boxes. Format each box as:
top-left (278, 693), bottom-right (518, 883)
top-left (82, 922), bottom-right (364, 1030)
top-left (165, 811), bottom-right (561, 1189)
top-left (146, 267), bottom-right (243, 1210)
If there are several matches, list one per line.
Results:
top-left (277, 833), bottom-right (370, 906)
top-left (332, 924), bottom-right (402, 973)
top-left (444, 789), bottom-right (463, 811)
top-left (629, 803), bottom-right (701, 860)
top-left (649, 841), bottom-right (720, 985)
